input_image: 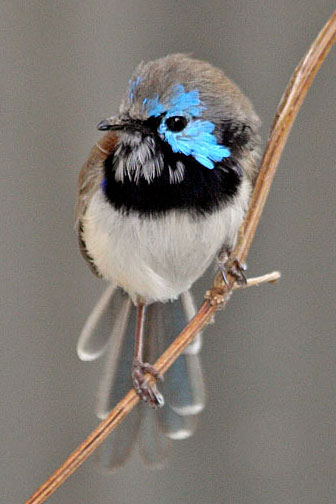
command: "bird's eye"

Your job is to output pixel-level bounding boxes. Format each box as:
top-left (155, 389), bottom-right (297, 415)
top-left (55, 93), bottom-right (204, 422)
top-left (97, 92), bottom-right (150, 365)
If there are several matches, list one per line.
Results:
top-left (165, 116), bottom-right (188, 132)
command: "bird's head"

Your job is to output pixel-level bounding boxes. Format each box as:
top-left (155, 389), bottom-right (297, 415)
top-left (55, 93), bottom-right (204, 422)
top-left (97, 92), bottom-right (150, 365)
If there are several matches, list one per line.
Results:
top-left (99, 54), bottom-right (260, 214)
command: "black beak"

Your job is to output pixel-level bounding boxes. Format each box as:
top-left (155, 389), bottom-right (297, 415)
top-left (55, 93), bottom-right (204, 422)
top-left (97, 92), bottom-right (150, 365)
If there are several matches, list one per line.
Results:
top-left (97, 119), bottom-right (123, 131)
top-left (97, 117), bottom-right (153, 135)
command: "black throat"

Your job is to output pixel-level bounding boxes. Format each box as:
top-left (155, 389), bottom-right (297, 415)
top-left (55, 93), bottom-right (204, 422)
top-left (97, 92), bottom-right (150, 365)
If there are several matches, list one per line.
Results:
top-left (102, 137), bottom-right (242, 217)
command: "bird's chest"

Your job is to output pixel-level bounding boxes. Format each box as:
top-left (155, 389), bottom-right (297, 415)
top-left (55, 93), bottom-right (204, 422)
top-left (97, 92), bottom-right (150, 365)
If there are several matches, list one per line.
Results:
top-left (82, 189), bottom-right (245, 302)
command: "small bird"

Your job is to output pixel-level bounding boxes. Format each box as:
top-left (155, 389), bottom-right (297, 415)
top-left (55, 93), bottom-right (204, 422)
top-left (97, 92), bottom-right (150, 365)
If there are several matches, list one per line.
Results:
top-left (76, 54), bottom-right (260, 468)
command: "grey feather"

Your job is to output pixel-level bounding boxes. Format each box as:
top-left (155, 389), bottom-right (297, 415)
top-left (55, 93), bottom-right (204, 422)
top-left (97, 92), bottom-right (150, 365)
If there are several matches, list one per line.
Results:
top-left (78, 287), bottom-right (205, 469)
top-left (77, 284), bottom-right (124, 361)
top-left (154, 294), bottom-right (206, 416)
top-left (95, 295), bottom-right (134, 419)
top-left (144, 294), bottom-right (205, 438)
top-left (180, 290), bottom-right (203, 354)
top-left (163, 353), bottom-right (206, 416)
top-left (94, 297), bottom-right (140, 469)
top-left (97, 408), bottom-right (140, 471)
top-left (157, 405), bottom-right (198, 440)
top-left (137, 303), bottom-right (171, 469)
top-left (138, 404), bottom-right (171, 469)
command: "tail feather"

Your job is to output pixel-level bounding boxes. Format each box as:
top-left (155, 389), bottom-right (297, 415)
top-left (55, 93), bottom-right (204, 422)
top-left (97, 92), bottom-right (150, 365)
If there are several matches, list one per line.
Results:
top-left (95, 298), bottom-right (141, 469)
top-left (180, 290), bottom-right (203, 355)
top-left (138, 404), bottom-right (171, 469)
top-left (142, 297), bottom-right (206, 439)
top-left (95, 294), bottom-right (133, 419)
top-left (77, 283), bottom-right (123, 361)
top-left (78, 287), bottom-right (205, 470)
top-left (138, 303), bottom-right (171, 468)
top-left (154, 296), bottom-right (206, 416)
top-left (162, 353), bottom-right (206, 416)
top-left (157, 405), bottom-right (198, 440)
top-left (97, 408), bottom-right (140, 471)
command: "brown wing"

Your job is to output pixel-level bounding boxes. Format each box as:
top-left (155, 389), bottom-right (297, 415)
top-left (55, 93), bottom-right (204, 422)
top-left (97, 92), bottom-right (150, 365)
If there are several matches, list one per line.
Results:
top-left (75, 132), bottom-right (118, 276)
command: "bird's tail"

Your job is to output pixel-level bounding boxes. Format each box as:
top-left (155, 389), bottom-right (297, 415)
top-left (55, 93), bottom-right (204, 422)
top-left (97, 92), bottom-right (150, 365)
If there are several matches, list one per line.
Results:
top-left (77, 284), bottom-right (205, 470)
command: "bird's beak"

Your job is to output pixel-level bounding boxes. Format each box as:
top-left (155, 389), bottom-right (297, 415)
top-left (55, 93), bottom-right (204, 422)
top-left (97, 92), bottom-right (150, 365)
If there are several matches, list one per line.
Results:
top-left (97, 116), bottom-right (125, 131)
top-left (97, 116), bottom-right (151, 134)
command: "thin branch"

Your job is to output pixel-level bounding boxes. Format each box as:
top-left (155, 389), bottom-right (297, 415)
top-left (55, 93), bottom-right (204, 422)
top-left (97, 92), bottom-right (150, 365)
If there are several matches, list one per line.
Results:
top-left (26, 11), bottom-right (336, 504)
top-left (232, 271), bottom-right (281, 290)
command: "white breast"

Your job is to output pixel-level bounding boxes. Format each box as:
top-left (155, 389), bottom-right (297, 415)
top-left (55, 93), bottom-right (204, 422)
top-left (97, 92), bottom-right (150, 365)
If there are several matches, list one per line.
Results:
top-left (82, 180), bottom-right (250, 303)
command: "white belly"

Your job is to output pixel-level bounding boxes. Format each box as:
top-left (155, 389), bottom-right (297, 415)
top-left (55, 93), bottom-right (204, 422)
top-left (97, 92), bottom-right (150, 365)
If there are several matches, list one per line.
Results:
top-left (82, 182), bottom-right (250, 302)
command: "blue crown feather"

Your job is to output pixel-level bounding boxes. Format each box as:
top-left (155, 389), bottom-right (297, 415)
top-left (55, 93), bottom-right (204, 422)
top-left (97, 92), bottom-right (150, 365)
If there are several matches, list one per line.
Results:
top-left (129, 76), bottom-right (142, 101)
top-left (166, 84), bottom-right (205, 117)
top-left (143, 95), bottom-right (165, 117)
top-left (143, 84), bottom-right (205, 118)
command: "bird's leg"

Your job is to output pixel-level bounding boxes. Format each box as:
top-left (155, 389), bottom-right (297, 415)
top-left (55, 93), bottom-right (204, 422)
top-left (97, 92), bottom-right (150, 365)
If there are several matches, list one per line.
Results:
top-left (132, 302), bottom-right (164, 408)
top-left (218, 245), bottom-right (247, 286)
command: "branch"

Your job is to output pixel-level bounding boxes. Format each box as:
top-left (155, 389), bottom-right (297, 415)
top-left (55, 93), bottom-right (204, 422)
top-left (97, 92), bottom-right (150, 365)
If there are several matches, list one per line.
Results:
top-left (26, 11), bottom-right (336, 504)
top-left (232, 270), bottom-right (281, 290)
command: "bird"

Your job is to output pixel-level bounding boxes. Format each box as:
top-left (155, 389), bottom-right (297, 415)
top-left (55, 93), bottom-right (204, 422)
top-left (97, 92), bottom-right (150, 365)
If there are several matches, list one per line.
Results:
top-left (75, 54), bottom-right (260, 468)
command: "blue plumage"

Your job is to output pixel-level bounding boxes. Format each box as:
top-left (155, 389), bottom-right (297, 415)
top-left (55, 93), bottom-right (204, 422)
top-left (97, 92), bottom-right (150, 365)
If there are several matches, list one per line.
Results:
top-left (145, 84), bottom-right (205, 118)
top-left (159, 118), bottom-right (231, 169)
top-left (142, 95), bottom-right (165, 117)
top-left (143, 84), bottom-right (231, 170)
top-left (129, 76), bottom-right (142, 101)
top-left (100, 178), bottom-right (107, 191)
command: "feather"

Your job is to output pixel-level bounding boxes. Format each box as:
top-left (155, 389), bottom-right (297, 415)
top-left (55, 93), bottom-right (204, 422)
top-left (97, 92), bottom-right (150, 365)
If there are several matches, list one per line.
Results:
top-left (144, 294), bottom-right (206, 435)
top-left (97, 408), bottom-right (140, 471)
top-left (163, 353), bottom-right (206, 416)
top-left (78, 289), bottom-right (205, 469)
top-left (138, 404), bottom-right (170, 469)
top-left (94, 297), bottom-right (140, 469)
top-left (77, 283), bottom-right (125, 361)
top-left (157, 405), bottom-right (198, 440)
top-left (95, 295), bottom-right (133, 419)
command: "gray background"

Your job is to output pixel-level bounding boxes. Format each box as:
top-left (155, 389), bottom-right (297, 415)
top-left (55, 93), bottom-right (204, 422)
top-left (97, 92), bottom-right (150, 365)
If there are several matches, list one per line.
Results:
top-left (1, 1), bottom-right (336, 503)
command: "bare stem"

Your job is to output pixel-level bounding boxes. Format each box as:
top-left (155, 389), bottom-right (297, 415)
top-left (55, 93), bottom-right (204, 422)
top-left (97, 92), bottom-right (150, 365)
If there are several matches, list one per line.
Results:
top-left (26, 10), bottom-right (336, 504)
top-left (232, 271), bottom-right (281, 290)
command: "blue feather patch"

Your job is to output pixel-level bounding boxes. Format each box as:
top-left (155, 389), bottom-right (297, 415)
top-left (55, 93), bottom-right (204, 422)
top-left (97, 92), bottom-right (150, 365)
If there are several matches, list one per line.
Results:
top-left (101, 178), bottom-right (107, 192)
top-left (143, 84), bottom-right (205, 118)
top-left (159, 119), bottom-right (230, 169)
top-left (129, 76), bottom-right (142, 101)
top-left (143, 95), bottom-right (165, 117)
top-left (143, 84), bottom-right (231, 169)
top-left (166, 84), bottom-right (206, 117)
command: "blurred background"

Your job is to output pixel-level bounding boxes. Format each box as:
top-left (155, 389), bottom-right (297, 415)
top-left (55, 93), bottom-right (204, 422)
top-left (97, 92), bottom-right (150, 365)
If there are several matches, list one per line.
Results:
top-left (1, 2), bottom-right (335, 503)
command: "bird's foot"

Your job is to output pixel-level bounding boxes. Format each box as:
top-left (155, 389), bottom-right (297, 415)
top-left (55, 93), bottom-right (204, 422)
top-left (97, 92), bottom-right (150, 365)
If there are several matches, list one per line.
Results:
top-left (132, 359), bottom-right (164, 408)
top-left (219, 258), bottom-right (247, 286)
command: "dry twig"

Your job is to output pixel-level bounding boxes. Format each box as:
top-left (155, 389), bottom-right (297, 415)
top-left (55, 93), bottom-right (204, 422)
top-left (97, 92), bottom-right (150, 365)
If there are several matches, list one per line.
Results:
top-left (26, 10), bottom-right (336, 504)
top-left (232, 271), bottom-right (281, 290)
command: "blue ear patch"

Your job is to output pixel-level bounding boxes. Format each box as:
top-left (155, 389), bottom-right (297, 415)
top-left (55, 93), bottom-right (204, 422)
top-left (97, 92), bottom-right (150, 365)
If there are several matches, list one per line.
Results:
top-left (159, 119), bottom-right (230, 169)
top-left (142, 84), bottom-right (230, 169)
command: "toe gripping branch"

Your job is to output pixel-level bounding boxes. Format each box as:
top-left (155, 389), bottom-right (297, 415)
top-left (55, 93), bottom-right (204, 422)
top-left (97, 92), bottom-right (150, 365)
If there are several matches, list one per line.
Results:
top-left (205, 244), bottom-right (248, 306)
top-left (132, 359), bottom-right (164, 409)
top-left (219, 257), bottom-right (247, 286)
top-left (132, 302), bottom-right (164, 409)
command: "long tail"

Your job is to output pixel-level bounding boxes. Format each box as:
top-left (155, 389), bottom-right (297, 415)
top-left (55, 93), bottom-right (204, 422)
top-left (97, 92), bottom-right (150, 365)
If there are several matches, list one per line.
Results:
top-left (77, 284), bottom-right (205, 470)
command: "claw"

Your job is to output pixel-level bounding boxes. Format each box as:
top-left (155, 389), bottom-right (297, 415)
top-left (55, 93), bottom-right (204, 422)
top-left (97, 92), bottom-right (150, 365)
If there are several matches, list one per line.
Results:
top-left (230, 258), bottom-right (247, 285)
top-left (132, 359), bottom-right (164, 409)
top-left (218, 263), bottom-right (229, 286)
top-left (218, 258), bottom-right (248, 286)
